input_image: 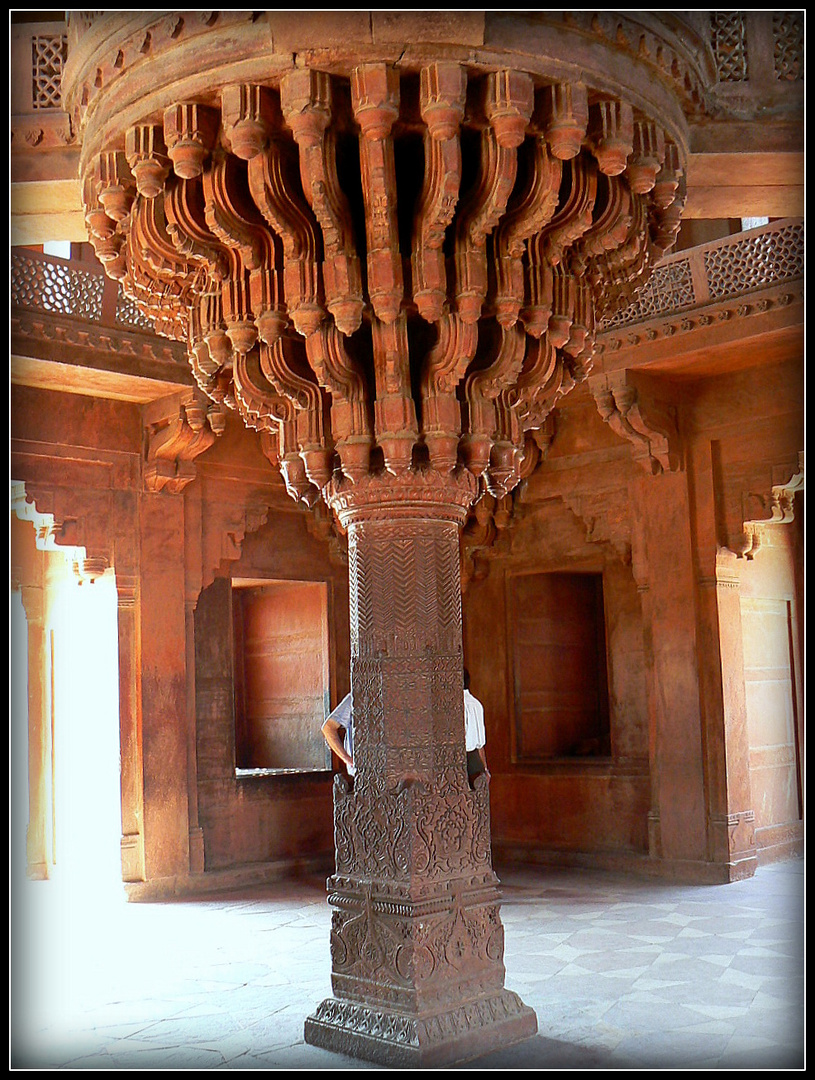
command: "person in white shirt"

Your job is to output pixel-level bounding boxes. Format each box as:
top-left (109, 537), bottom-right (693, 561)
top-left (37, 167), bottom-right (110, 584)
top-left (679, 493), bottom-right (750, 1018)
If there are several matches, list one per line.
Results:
top-left (322, 672), bottom-right (489, 785)
top-left (321, 692), bottom-right (355, 776)
top-left (464, 668), bottom-right (490, 785)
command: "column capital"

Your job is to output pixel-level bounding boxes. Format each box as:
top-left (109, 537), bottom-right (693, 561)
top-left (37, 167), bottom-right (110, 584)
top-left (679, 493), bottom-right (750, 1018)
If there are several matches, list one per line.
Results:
top-left (326, 466), bottom-right (478, 530)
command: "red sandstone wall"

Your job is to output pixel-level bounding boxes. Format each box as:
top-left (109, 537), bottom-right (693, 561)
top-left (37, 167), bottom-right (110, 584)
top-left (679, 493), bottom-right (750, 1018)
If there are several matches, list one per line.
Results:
top-left (463, 491), bottom-right (652, 863)
top-left (193, 512), bottom-right (350, 872)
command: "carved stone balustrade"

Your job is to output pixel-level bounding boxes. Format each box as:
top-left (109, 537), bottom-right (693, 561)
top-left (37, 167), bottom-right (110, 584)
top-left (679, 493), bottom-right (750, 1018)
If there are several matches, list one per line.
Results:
top-left (595, 217), bottom-right (804, 374)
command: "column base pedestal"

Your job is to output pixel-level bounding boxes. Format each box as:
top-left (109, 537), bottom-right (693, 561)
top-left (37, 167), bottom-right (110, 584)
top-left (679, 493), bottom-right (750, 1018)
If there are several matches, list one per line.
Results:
top-left (304, 989), bottom-right (537, 1068)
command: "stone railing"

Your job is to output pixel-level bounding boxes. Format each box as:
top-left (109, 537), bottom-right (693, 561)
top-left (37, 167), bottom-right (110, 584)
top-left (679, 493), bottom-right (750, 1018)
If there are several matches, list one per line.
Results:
top-left (11, 247), bottom-right (154, 332)
top-left (709, 11), bottom-right (803, 86)
top-left (14, 219), bottom-right (804, 344)
top-left (600, 218), bottom-right (804, 331)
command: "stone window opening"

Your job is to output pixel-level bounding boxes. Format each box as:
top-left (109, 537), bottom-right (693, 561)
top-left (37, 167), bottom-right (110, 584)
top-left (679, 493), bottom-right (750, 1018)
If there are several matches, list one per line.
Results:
top-left (508, 570), bottom-right (612, 762)
top-left (231, 578), bottom-right (332, 776)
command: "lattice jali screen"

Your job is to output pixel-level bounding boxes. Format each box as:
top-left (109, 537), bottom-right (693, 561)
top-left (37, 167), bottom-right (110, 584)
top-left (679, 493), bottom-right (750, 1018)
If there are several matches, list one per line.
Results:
top-left (12, 250), bottom-right (105, 320)
top-left (600, 258), bottom-right (696, 330)
top-left (710, 12), bottom-right (749, 83)
top-left (115, 291), bottom-right (156, 331)
top-left (704, 223), bottom-right (804, 303)
top-left (31, 34), bottom-right (68, 110)
top-left (772, 12), bottom-right (804, 82)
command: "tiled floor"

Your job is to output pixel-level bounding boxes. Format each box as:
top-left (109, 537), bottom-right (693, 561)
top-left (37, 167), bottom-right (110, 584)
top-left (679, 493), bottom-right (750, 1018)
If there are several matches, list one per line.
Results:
top-left (11, 857), bottom-right (804, 1070)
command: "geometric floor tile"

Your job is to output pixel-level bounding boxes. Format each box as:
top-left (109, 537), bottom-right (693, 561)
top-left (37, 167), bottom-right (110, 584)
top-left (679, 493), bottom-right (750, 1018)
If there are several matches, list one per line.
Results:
top-left (10, 857), bottom-right (804, 1070)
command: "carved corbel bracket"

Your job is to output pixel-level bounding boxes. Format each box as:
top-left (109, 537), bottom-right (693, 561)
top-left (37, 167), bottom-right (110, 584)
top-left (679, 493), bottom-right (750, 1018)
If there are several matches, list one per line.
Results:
top-left (11, 481), bottom-right (114, 572)
top-left (589, 372), bottom-right (681, 475)
top-left (201, 498), bottom-right (271, 592)
top-left (558, 486), bottom-right (633, 566)
top-left (11, 482), bottom-right (73, 551)
top-left (739, 451), bottom-right (804, 559)
top-left (143, 391), bottom-right (219, 493)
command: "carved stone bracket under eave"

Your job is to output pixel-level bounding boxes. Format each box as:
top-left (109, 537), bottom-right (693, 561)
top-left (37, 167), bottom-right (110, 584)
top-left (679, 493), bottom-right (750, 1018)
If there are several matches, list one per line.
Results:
top-left (588, 371), bottom-right (682, 475)
top-left (557, 486), bottom-right (633, 567)
top-left (200, 499), bottom-right (271, 593)
top-left (142, 391), bottom-right (225, 493)
top-left (10, 479), bottom-right (111, 582)
top-left (740, 451), bottom-right (804, 559)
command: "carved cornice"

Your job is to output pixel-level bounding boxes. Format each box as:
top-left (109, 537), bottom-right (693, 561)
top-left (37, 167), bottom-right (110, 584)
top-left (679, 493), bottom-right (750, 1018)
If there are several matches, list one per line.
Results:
top-left (596, 282), bottom-right (803, 369)
top-left (595, 218), bottom-right (804, 368)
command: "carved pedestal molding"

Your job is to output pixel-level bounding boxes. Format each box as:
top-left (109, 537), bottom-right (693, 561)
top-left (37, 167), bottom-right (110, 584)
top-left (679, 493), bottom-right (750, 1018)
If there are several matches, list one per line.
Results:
top-left (60, 11), bottom-right (700, 1066)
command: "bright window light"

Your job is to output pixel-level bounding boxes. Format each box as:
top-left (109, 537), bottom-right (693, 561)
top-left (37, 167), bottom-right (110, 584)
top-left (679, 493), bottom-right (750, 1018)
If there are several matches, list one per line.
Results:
top-left (741, 217), bottom-right (769, 231)
top-left (42, 241), bottom-right (72, 258)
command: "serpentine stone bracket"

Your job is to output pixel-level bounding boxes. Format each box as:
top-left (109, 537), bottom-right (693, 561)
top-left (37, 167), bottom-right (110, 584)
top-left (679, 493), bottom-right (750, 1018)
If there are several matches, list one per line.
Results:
top-left (589, 371), bottom-right (682, 475)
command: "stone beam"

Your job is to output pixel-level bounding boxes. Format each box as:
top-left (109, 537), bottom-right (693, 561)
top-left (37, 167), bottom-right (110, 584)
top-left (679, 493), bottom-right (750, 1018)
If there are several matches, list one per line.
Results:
top-left (11, 177), bottom-right (87, 246)
top-left (684, 151), bottom-right (804, 220)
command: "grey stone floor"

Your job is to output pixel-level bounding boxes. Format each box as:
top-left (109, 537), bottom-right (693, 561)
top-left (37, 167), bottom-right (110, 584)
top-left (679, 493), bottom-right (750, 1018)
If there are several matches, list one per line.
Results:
top-left (11, 857), bottom-right (804, 1070)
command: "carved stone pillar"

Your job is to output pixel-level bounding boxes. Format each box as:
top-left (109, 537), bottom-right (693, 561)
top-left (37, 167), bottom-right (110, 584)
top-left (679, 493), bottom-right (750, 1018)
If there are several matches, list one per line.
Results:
top-left (60, 6), bottom-right (710, 1059)
top-left (305, 470), bottom-right (536, 1067)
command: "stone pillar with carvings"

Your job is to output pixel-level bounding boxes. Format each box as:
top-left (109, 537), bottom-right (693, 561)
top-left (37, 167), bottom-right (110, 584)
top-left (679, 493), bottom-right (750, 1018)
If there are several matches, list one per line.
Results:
top-left (305, 471), bottom-right (536, 1065)
top-left (60, 8), bottom-right (708, 1063)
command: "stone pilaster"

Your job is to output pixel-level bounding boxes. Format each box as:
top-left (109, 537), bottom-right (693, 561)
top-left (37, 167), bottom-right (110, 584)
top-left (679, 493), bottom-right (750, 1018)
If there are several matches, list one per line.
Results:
top-left (305, 469), bottom-right (536, 1067)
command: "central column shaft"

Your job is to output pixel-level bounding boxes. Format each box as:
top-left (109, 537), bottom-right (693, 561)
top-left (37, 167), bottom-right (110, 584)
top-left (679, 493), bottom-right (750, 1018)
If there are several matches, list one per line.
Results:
top-left (305, 473), bottom-right (536, 1067)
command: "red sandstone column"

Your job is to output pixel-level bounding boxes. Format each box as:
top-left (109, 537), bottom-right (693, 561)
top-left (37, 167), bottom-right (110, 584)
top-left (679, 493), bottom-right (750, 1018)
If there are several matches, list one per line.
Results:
top-left (138, 492), bottom-right (192, 881)
top-left (632, 471), bottom-right (709, 868)
top-left (305, 471), bottom-right (536, 1067)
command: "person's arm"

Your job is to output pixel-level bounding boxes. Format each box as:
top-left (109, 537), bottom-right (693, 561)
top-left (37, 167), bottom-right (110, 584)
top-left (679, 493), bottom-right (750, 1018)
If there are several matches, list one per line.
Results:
top-left (477, 745), bottom-right (490, 779)
top-left (321, 716), bottom-right (354, 771)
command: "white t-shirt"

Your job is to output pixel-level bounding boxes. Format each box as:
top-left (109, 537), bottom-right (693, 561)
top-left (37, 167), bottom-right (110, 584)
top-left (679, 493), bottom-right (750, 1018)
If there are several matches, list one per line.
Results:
top-left (330, 690), bottom-right (484, 765)
top-left (464, 689), bottom-right (486, 752)
top-left (327, 692), bottom-right (355, 775)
